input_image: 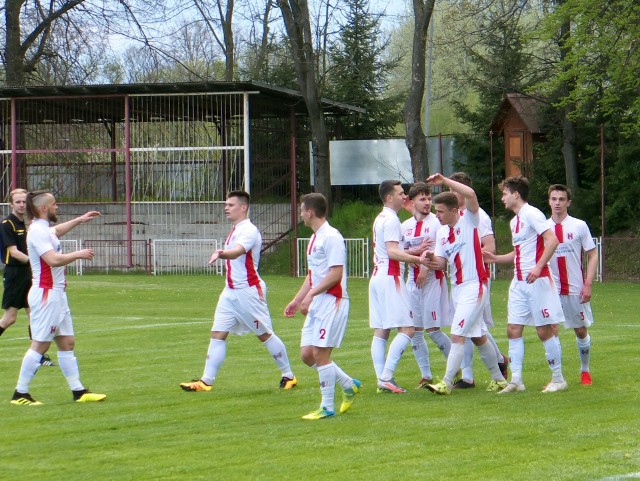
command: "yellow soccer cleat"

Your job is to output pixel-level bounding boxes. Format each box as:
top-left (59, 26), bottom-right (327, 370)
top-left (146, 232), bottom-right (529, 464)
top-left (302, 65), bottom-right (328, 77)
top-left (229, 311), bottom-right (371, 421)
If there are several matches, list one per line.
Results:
top-left (302, 407), bottom-right (335, 420)
top-left (74, 390), bottom-right (107, 402)
top-left (179, 379), bottom-right (212, 392)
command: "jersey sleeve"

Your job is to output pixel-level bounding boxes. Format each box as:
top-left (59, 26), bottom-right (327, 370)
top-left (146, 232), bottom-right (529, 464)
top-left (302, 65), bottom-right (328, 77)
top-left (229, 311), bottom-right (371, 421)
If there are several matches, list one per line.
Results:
top-left (30, 226), bottom-right (55, 257)
top-left (0, 220), bottom-right (16, 248)
top-left (527, 207), bottom-right (551, 235)
top-left (324, 233), bottom-right (346, 268)
top-left (382, 216), bottom-right (401, 244)
top-left (579, 221), bottom-right (596, 251)
top-left (434, 227), bottom-right (446, 259)
top-left (232, 225), bottom-right (258, 253)
top-left (478, 210), bottom-right (494, 238)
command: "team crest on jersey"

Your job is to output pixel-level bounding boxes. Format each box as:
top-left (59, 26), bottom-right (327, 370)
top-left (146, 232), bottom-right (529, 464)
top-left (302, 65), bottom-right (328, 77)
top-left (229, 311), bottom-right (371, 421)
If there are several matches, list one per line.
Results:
top-left (567, 233), bottom-right (574, 240)
top-left (407, 229), bottom-right (413, 236)
top-left (441, 238), bottom-right (447, 245)
top-left (456, 228), bottom-right (461, 236)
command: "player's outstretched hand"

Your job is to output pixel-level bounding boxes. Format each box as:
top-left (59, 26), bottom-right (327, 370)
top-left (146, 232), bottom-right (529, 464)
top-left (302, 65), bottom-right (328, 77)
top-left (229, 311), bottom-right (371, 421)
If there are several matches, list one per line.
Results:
top-left (77, 249), bottom-right (94, 260)
top-left (208, 249), bottom-right (223, 265)
top-left (79, 211), bottom-right (101, 223)
top-left (426, 173), bottom-right (446, 185)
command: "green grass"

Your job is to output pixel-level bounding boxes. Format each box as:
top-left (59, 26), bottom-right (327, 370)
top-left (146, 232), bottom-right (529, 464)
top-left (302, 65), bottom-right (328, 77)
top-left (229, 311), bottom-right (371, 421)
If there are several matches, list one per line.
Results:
top-left (1, 276), bottom-right (639, 480)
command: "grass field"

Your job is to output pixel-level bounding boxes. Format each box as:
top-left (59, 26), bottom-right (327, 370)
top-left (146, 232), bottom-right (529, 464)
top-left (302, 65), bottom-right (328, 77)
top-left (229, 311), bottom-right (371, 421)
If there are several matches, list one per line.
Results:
top-left (0, 275), bottom-right (638, 481)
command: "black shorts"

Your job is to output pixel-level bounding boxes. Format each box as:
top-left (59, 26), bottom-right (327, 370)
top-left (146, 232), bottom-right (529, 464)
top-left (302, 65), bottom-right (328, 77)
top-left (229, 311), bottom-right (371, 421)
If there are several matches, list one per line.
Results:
top-left (2, 265), bottom-right (31, 310)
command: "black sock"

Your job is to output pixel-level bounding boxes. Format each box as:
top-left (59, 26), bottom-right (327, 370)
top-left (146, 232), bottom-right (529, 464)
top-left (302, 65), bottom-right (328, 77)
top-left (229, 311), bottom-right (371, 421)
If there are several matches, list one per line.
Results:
top-left (0, 326), bottom-right (5, 337)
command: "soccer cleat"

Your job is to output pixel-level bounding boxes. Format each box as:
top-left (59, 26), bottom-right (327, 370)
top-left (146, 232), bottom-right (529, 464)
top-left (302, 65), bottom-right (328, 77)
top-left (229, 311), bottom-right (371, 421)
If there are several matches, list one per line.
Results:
top-left (452, 370), bottom-right (463, 386)
top-left (498, 382), bottom-right (526, 394)
top-left (73, 390), bottom-right (107, 403)
top-left (498, 356), bottom-right (509, 379)
top-left (279, 376), bottom-right (297, 390)
top-left (180, 379), bottom-right (212, 392)
top-left (377, 378), bottom-right (406, 394)
top-left (10, 391), bottom-right (43, 406)
top-left (426, 380), bottom-right (452, 395)
top-left (542, 380), bottom-right (568, 393)
top-left (486, 380), bottom-right (509, 392)
top-left (580, 371), bottom-right (592, 385)
top-left (40, 354), bottom-right (56, 367)
top-left (302, 407), bottom-right (335, 420)
top-left (452, 379), bottom-right (476, 389)
top-left (339, 379), bottom-right (362, 414)
top-left (416, 377), bottom-right (433, 389)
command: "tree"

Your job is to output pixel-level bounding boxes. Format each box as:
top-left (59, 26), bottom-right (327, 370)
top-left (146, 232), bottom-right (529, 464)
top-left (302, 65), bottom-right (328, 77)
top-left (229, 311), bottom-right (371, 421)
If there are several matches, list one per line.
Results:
top-left (326, 0), bottom-right (401, 139)
top-left (276, 0), bottom-right (331, 203)
top-left (403, 0), bottom-right (435, 181)
top-left (192, 0), bottom-right (235, 81)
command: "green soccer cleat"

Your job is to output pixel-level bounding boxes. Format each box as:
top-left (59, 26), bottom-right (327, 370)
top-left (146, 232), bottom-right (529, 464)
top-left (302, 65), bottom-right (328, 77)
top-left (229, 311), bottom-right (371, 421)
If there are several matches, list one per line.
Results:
top-left (180, 379), bottom-right (212, 392)
top-left (426, 380), bottom-right (452, 395)
top-left (73, 389), bottom-right (107, 402)
top-left (339, 379), bottom-right (362, 413)
top-left (486, 379), bottom-right (509, 392)
top-left (302, 407), bottom-right (336, 420)
top-left (10, 391), bottom-right (43, 406)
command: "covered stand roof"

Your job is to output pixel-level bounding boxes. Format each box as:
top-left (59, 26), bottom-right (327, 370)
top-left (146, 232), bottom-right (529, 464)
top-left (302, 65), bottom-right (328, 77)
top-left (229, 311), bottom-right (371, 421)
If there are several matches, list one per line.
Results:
top-left (0, 80), bottom-right (364, 124)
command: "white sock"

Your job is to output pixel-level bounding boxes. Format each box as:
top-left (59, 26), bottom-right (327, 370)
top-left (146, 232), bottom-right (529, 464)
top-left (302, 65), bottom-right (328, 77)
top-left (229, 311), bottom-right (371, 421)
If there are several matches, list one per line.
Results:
top-left (577, 334), bottom-right (591, 372)
top-left (543, 336), bottom-right (564, 382)
top-left (509, 337), bottom-right (525, 385)
top-left (58, 350), bottom-right (84, 391)
top-left (263, 334), bottom-right (294, 379)
top-left (486, 331), bottom-right (505, 363)
top-left (333, 362), bottom-right (354, 390)
top-left (371, 336), bottom-right (387, 379)
top-left (16, 349), bottom-right (42, 393)
top-left (318, 363), bottom-right (336, 412)
top-left (428, 330), bottom-right (451, 359)
top-left (443, 342), bottom-right (465, 386)
top-left (411, 331), bottom-right (432, 379)
top-left (380, 333), bottom-right (411, 381)
top-left (461, 338), bottom-right (474, 382)
top-left (477, 341), bottom-right (504, 381)
top-left (202, 338), bottom-right (226, 385)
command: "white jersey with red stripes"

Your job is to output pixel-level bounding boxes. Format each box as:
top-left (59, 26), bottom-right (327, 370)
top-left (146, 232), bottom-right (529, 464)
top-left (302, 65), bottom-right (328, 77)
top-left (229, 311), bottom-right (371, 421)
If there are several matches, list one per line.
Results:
top-left (547, 215), bottom-right (595, 296)
top-left (28, 218), bottom-right (66, 291)
top-left (461, 207), bottom-right (493, 239)
top-left (223, 218), bottom-right (263, 289)
top-left (307, 221), bottom-right (348, 299)
top-left (401, 212), bottom-right (444, 284)
top-left (510, 203), bottom-right (552, 281)
top-left (372, 207), bottom-right (402, 277)
top-left (434, 209), bottom-right (488, 286)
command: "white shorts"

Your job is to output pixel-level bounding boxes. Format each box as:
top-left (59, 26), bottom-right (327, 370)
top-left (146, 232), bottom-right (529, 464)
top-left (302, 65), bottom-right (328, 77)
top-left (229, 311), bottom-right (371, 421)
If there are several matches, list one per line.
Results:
top-left (212, 283), bottom-right (274, 336)
top-left (508, 276), bottom-right (565, 327)
top-left (300, 294), bottom-right (349, 348)
top-left (369, 274), bottom-right (413, 329)
top-left (483, 279), bottom-right (495, 328)
top-left (450, 281), bottom-right (489, 338)
top-left (559, 295), bottom-right (594, 329)
top-left (28, 288), bottom-right (74, 342)
top-left (407, 275), bottom-right (451, 329)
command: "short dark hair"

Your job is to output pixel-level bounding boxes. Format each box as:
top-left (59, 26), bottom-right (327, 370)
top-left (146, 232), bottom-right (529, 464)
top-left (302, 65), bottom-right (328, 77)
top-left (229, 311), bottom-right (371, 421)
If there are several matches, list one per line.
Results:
top-left (432, 191), bottom-right (459, 210)
top-left (499, 176), bottom-right (529, 202)
top-left (379, 180), bottom-right (401, 202)
top-left (548, 184), bottom-right (572, 201)
top-left (449, 172), bottom-right (472, 187)
top-left (301, 193), bottom-right (327, 218)
top-left (227, 190), bottom-right (251, 205)
top-left (407, 182), bottom-right (432, 200)
top-left (26, 190), bottom-right (51, 220)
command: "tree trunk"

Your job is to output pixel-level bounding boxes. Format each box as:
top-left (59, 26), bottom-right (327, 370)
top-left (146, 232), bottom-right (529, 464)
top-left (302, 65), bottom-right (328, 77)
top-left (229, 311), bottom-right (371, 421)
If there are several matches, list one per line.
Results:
top-left (222, 0), bottom-right (234, 81)
top-left (277, 0), bottom-right (332, 206)
top-left (404, 0), bottom-right (435, 182)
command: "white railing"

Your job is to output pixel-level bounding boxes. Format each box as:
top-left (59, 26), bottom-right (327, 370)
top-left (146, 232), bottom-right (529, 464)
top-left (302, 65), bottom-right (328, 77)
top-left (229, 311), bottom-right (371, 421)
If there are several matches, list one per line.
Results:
top-left (152, 239), bottom-right (224, 275)
top-left (60, 239), bottom-right (81, 275)
top-left (296, 238), bottom-right (369, 278)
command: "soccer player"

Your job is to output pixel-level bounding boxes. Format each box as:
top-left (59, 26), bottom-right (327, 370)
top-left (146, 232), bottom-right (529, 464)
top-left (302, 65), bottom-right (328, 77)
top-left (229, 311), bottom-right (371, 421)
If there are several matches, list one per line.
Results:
top-left (400, 182), bottom-right (452, 388)
top-left (547, 184), bottom-right (597, 385)
top-left (447, 172), bottom-right (508, 389)
top-left (483, 176), bottom-right (568, 394)
top-left (0, 189), bottom-right (55, 366)
top-left (180, 191), bottom-right (296, 394)
top-left (10, 191), bottom-right (105, 405)
top-left (421, 174), bottom-right (507, 395)
top-left (284, 193), bottom-right (360, 420)
top-left (370, 180), bottom-right (428, 394)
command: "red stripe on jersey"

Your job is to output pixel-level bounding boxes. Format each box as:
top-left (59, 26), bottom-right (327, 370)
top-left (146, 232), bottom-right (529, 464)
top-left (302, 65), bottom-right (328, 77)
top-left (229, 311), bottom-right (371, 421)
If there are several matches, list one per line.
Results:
top-left (473, 228), bottom-right (489, 283)
top-left (454, 253), bottom-right (463, 285)
top-left (387, 259), bottom-right (400, 276)
top-left (225, 226), bottom-right (236, 288)
top-left (536, 235), bottom-right (550, 277)
top-left (557, 257), bottom-right (570, 295)
top-left (308, 268), bottom-right (313, 288)
top-left (412, 221), bottom-right (424, 283)
top-left (394, 275), bottom-right (401, 291)
top-left (39, 258), bottom-right (54, 289)
top-left (327, 282), bottom-right (342, 298)
top-left (245, 250), bottom-right (260, 287)
top-left (515, 245), bottom-right (523, 281)
top-left (554, 223), bottom-right (564, 243)
top-left (307, 234), bottom-right (317, 255)
top-left (435, 269), bottom-right (444, 279)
